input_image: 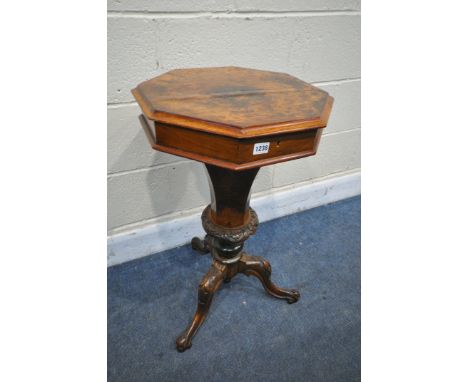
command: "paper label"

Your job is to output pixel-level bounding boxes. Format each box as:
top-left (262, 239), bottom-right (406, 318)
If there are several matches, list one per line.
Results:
top-left (253, 142), bottom-right (270, 155)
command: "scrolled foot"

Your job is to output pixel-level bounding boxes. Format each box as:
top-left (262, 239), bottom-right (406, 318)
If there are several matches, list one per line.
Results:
top-left (191, 236), bottom-right (210, 254)
top-left (176, 333), bottom-right (192, 352)
top-left (285, 289), bottom-right (300, 304)
top-left (175, 261), bottom-right (226, 351)
top-left (239, 254), bottom-right (301, 304)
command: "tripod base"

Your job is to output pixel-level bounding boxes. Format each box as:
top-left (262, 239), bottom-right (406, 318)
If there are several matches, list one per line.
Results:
top-left (176, 241), bottom-right (300, 352)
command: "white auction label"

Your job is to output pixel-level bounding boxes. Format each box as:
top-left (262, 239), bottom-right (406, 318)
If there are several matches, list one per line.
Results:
top-left (253, 142), bottom-right (270, 155)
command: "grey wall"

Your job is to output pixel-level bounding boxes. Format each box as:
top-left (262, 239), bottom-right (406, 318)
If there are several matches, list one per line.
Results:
top-left (107, 1), bottom-right (361, 233)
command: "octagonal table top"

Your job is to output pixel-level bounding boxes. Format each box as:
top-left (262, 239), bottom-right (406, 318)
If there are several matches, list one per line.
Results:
top-left (132, 67), bottom-right (333, 139)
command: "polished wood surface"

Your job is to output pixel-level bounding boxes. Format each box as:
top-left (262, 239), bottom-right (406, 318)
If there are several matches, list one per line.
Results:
top-left (134, 67), bottom-right (332, 171)
top-left (153, 120), bottom-right (322, 171)
top-left (176, 249), bottom-right (300, 352)
top-left (206, 165), bottom-right (258, 228)
top-left (132, 67), bottom-right (334, 352)
top-left (132, 66), bottom-right (333, 138)
top-left (139, 106), bottom-right (324, 171)
top-left (175, 166), bottom-right (300, 352)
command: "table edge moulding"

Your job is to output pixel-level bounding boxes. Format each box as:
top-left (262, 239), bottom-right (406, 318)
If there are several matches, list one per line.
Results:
top-left (132, 66), bottom-right (334, 351)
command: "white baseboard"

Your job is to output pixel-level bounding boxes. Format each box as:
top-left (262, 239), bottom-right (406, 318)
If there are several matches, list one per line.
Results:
top-left (107, 170), bottom-right (360, 267)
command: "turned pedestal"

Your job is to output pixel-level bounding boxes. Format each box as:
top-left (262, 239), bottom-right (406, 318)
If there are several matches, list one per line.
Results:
top-left (132, 67), bottom-right (334, 351)
top-left (177, 165), bottom-right (299, 351)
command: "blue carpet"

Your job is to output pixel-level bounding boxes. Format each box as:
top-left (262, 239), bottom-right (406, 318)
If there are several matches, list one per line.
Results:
top-left (108, 196), bottom-right (361, 382)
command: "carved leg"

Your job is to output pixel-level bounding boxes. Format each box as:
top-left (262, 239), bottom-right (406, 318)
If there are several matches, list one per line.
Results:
top-left (239, 254), bottom-right (300, 304)
top-left (191, 235), bottom-right (210, 254)
top-left (176, 261), bottom-right (227, 352)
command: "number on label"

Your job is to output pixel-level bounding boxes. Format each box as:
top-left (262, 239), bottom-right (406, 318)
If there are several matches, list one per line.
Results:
top-left (253, 142), bottom-right (270, 155)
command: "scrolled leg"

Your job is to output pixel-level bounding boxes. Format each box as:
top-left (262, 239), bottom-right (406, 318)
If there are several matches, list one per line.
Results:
top-left (239, 253), bottom-right (300, 304)
top-left (176, 261), bottom-right (226, 352)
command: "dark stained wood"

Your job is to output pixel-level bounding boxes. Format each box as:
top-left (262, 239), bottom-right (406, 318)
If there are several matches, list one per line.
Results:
top-left (139, 114), bottom-right (324, 171)
top-left (155, 123), bottom-right (238, 163)
top-left (176, 250), bottom-right (299, 352)
top-left (131, 67), bottom-right (334, 352)
top-left (177, 190), bottom-right (300, 352)
top-left (135, 67), bottom-right (333, 171)
top-left (132, 66), bottom-right (333, 138)
top-left (156, 122), bottom-right (320, 164)
top-left (176, 261), bottom-right (226, 352)
top-left (205, 165), bottom-right (259, 228)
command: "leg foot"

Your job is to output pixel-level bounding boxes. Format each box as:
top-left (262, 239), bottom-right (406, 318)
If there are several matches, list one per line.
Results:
top-left (176, 261), bottom-right (226, 351)
top-left (191, 236), bottom-right (210, 254)
top-left (239, 254), bottom-right (300, 304)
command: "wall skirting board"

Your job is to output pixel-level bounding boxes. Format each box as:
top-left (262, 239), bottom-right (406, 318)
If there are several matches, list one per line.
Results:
top-left (107, 170), bottom-right (360, 267)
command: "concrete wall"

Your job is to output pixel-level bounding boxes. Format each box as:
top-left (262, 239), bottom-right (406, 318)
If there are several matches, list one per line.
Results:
top-left (107, 1), bottom-right (361, 235)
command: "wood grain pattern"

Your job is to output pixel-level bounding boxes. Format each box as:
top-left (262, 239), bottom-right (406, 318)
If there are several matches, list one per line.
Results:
top-left (176, 249), bottom-right (300, 352)
top-left (132, 66), bottom-right (333, 138)
top-left (138, 114), bottom-right (324, 171)
top-left (205, 164), bottom-right (258, 228)
top-left (131, 67), bottom-right (334, 351)
top-left (154, 121), bottom-right (321, 169)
